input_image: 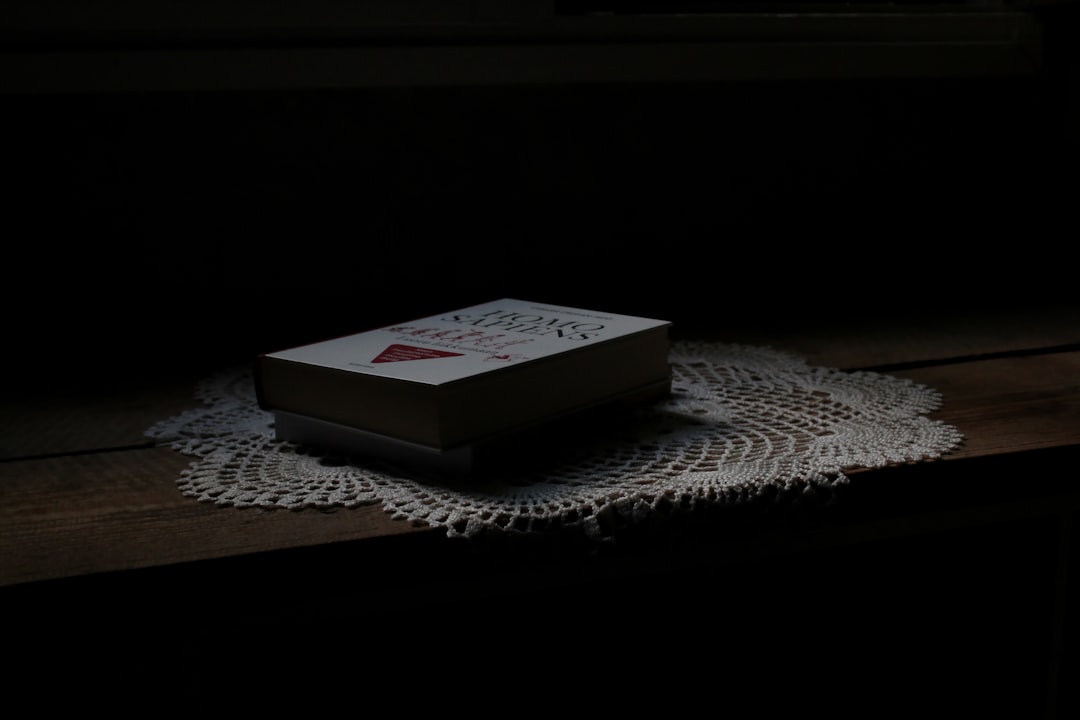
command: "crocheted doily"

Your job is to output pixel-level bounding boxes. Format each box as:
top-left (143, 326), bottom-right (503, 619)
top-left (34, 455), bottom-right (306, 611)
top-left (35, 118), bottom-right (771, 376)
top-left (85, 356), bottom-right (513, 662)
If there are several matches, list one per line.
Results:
top-left (145, 341), bottom-right (963, 540)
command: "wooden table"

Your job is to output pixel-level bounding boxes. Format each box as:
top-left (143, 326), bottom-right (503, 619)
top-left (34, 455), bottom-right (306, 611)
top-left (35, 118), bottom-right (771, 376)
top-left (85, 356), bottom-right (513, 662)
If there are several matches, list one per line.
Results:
top-left (3, 303), bottom-right (1078, 713)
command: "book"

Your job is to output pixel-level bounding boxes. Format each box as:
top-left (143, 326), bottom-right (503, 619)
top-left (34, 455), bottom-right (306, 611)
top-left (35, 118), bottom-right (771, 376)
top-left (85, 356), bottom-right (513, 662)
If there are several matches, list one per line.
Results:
top-left (271, 377), bottom-right (670, 478)
top-left (255, 298), bottom-right (672, 475)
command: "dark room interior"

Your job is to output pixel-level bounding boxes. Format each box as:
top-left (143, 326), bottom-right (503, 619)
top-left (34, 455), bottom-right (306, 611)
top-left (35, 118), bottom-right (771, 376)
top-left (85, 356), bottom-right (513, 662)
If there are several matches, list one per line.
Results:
top-left (3, 2), bottom-right (1078, 714)
top-left (5, 1), bottom-right (1078, 379)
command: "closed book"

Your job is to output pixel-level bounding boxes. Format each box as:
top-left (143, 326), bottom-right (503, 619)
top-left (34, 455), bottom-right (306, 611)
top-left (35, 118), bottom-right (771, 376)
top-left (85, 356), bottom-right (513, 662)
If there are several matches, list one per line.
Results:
top-left (255, 298), bottom-right (672, 464)
top-left (271, 376), bottom-right (671, 478)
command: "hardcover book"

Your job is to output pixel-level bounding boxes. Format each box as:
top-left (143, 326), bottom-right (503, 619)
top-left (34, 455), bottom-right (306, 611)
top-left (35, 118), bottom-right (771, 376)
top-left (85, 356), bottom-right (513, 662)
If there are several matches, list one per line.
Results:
top-left (254, 298), bottom-right (672, 474)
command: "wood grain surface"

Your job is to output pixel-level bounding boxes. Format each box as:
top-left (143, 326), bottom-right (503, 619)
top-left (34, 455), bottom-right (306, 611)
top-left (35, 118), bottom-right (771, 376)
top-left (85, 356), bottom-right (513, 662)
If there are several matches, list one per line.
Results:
top-left (3, 306), bottom-right (1077, 589)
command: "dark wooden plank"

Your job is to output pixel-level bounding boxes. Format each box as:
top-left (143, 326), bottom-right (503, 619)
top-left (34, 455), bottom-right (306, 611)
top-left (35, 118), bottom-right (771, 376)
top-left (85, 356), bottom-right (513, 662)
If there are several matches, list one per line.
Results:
top-left (699, 304), bottom-right (1080, 371)
top-left (3, 350), bottom-right (1077, 589)
top-left (0, 376), bottom-right (203, 460)
top-left (0, 447), bottom-right (425, 588)
top-left (897, 351), bottom-right (1080, 459)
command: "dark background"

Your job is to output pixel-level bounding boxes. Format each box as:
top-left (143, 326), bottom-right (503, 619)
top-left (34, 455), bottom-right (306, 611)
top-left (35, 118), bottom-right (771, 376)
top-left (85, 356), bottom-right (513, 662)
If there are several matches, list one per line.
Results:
top-left (4, 4), bottom-right (1078, 384)
top-left (3, 6), bottom-right (1079, 714)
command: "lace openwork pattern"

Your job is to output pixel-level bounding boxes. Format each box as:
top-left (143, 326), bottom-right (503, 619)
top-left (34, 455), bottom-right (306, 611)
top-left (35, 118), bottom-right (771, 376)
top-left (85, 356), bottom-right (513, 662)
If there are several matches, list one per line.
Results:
top-left (145, 341), bottom-right (963, 540)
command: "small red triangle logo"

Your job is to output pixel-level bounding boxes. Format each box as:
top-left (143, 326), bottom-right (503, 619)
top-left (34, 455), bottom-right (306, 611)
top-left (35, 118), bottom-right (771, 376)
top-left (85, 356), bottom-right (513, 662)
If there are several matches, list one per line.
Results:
top-left (372, 344), bottom-right (465, 363)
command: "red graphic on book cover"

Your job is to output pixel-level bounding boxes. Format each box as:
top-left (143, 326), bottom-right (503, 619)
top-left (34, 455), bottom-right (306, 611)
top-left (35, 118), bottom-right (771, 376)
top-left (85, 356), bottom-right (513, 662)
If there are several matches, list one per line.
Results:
top-left (372, 344), bottom-right (465, 363)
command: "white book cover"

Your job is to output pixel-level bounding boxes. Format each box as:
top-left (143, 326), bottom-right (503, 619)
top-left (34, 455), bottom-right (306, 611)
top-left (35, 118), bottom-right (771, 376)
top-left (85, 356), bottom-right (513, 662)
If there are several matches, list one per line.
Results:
top-left (264, 298), bottom-right (671, 386)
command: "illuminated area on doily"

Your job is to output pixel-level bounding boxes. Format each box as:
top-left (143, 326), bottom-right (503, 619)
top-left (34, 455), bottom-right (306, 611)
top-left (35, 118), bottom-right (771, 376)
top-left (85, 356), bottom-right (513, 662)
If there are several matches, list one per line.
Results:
top-left (145, 342), bottom-right (963, 539)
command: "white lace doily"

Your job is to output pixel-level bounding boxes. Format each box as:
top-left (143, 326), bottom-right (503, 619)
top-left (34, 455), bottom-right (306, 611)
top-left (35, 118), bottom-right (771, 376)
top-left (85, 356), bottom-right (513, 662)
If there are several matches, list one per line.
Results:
top-left (145, 341), bottom-right (963, 540)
